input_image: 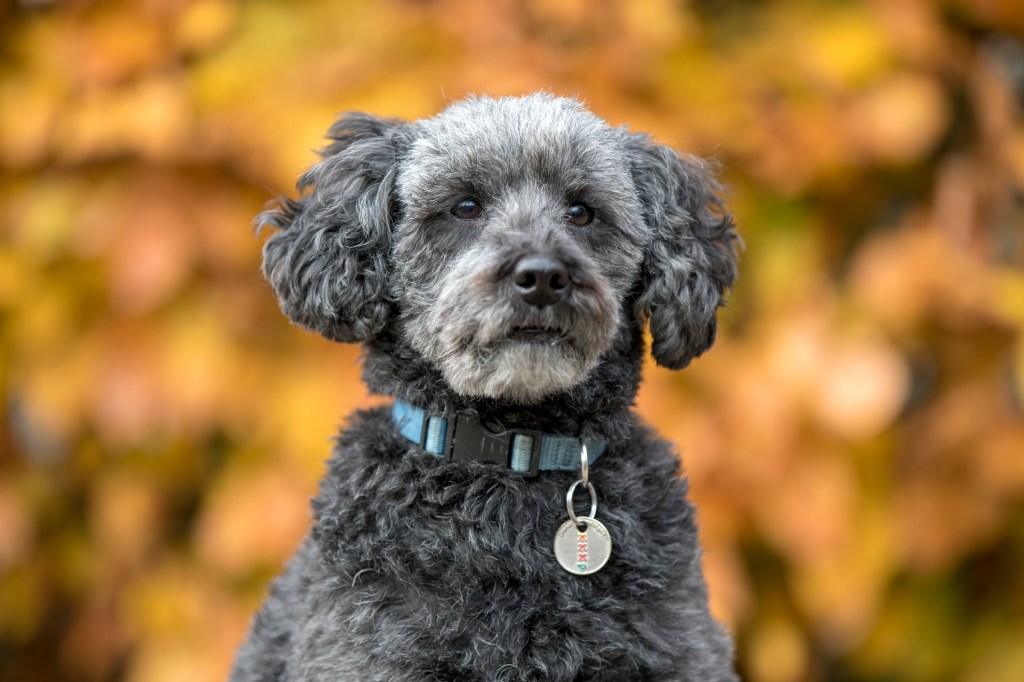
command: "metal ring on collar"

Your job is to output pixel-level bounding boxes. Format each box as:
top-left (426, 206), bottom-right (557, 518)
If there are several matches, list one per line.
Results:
top-left (566, 479), bottom-right (597, 531)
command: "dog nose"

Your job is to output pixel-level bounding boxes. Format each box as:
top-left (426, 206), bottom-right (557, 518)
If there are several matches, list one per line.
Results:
top-left (513, 256), bottom-right (571, 308)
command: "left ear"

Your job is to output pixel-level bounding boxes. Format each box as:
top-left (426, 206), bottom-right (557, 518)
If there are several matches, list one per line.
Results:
top-left (625, 132), bottom-right (740, 369)
top-left (258, 113), bottom-right (408, 343)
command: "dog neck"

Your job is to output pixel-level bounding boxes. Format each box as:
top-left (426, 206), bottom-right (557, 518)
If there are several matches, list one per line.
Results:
top-left (361, 320), bottom-right (644, 444)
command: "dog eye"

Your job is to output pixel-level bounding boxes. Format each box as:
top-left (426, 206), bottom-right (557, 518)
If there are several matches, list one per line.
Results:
top-left (451, 199), bottom-right (483, 220)
top-left (565, 203), bottom-right (594, 226)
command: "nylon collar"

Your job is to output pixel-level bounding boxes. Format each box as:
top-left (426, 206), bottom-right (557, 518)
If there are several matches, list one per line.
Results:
top-left (391, 399), bottom-right (606, 477)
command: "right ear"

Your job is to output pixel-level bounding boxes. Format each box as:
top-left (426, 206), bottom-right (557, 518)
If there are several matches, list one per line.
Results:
top-left (258, 113), bottom-right (408, 343)
top-left (624, 133), bottom-right (739, 369)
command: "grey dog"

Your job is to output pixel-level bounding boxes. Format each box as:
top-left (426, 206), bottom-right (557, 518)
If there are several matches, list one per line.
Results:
top-left (232, 93), bottom-right (740, 681)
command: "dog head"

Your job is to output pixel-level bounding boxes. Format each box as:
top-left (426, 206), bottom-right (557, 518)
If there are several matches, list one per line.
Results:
top-left (261, 94), bottom-right (738, 404)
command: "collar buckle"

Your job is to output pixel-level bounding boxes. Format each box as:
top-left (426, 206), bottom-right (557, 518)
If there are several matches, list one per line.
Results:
top-left (449, 413), bottom-right (541, 476)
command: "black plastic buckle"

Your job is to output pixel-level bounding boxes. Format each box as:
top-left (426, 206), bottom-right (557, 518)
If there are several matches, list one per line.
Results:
top-left (445, 413), bottom-right (542, 477)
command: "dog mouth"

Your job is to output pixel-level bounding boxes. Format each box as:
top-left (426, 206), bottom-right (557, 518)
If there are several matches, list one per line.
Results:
top-left (507, 325), bottom-right (567, 344)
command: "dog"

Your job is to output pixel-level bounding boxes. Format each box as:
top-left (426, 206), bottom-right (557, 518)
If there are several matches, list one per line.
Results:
top-left (232, 93), bottom-right (740, 681)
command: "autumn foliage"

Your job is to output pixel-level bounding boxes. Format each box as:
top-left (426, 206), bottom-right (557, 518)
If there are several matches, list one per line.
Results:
top-left (2, 1), bottom-right (1024, 681)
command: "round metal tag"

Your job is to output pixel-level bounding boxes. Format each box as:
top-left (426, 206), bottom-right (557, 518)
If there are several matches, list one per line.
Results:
top-left (553, 517), bottom-right (612, 575)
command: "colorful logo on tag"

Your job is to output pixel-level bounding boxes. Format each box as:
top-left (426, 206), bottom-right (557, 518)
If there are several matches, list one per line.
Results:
top-left (577, 531), bottom-right (588, 571)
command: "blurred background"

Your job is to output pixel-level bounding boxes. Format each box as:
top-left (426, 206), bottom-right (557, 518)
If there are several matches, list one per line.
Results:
top-left (2, 0), bottom-right (1023, 680)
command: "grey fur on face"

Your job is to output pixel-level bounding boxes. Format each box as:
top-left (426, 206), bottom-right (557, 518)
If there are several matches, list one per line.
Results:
top-left (392, 96), bottom-right (647, 403)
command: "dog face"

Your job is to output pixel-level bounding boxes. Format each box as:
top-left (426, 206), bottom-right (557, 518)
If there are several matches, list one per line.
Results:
top-left (260, 94), bottom-right (738, 404)
top-left (391, 97), bottom-right (648, 402)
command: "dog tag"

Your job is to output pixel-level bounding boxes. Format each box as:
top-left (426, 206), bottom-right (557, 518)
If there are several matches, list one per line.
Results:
top-left (554, 517), bottom-right (611, 575)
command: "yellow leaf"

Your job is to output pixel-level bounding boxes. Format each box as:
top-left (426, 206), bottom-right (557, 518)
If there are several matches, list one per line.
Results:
top-left (0, 76), bottom-right (62, 169)
top-left (800, 7), bottom-right (893, 89)
top-left (173, 0), bottom-right (240, 56)
top-left (746, 616), bottom-right (809, 682)
top-left (89, 472), bottom-right (162, 567)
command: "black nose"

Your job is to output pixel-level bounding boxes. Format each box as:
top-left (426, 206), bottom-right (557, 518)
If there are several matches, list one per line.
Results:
top-left (513, 256), bottom-right (571, 308)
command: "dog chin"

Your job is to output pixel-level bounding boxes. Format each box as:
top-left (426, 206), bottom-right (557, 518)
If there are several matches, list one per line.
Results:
top-left (441, 341), bottom-right (597, 404)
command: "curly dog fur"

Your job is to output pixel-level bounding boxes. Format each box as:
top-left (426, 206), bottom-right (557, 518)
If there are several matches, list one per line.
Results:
top-left (233, 94), bottom-right (740, 681)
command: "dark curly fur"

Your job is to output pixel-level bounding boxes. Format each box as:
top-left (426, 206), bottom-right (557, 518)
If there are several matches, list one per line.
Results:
top-left (234, 94), bottom-right (740, 681)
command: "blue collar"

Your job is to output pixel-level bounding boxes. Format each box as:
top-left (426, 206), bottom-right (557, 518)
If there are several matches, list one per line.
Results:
top-left (391, 399), bottom-right (607, 477)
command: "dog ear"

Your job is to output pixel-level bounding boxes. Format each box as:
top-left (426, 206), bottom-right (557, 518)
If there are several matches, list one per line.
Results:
top-left (258, 113), bottom-right (407, 343)
top-left (626, 133), bottom-right (740, 369)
